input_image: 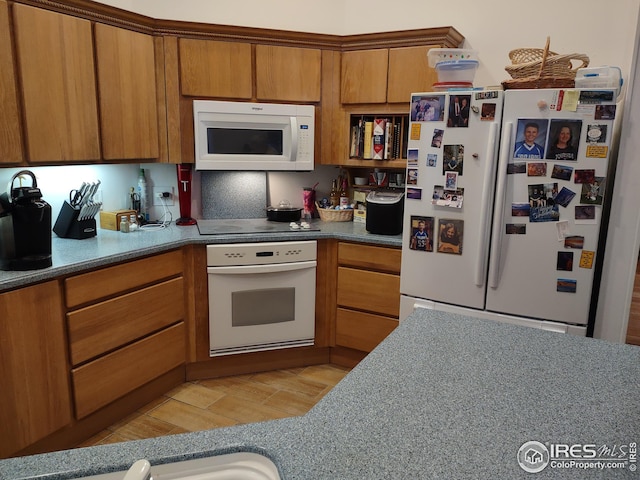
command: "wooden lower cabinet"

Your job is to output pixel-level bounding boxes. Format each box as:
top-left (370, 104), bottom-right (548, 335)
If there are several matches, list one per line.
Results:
top-left (0, 281), bottom-right (72, 458)
top-left (72, 323), bottom-right (185, 418)
top-left (65, 250), bottom-right (187, 420)
top-left (332, 242), bottom-right (401, 367)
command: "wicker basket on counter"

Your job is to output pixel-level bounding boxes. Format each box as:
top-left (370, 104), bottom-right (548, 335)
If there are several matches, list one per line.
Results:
top-left (502, 37), bottom-right (589, 90)
top-left (316, 202), bottom-right (354, 222)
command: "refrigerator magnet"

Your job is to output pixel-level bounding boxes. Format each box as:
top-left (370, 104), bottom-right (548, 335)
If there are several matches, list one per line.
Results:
top-left (527, 162), bottom-right (547, 176)
top-left (431, 129), bottom-right (444, 148)
top-left (506, 224), bottom-right (526, 235)
top-left (445, 172), bottom-right (458, 190)
top-left (507, 162), bottom-right (526, 174)
top-left (556, 221), bottom-right (570, 241)
top-left (557, 278), bottom-right (577, 293)
top-left (406, 187), bottom-right (422, 200)
top-left (409, 216), bottom-right (434, 252)
top-left (480, 103), bottom-right (497, 121)
top-left (575, 205), bottom-right (596, 224)
top-left (410, 123), bottom-right (422, 141)
top-left (513, 119), bottom-right (548, 160)
top-left (443, 145), bottom-right (464, 175)
top-left (564, 236), bottom-right (584, 249)
top-left (554, 187), bottom-right (576, 208)
top-left (545, 119), bottom-right (582, 161)
top-left (557, 252), bottom-right (574, 271)
top-left (407, 148), bottom-right (419, 166)
top-left (437, 219), bottom-right (463, 255)
top-left (579, 177), bottom-right (605, 205)
top-left (579, 250), bottom-right (595, 269)
top-left (574, 169), bottom-right (595, 184)
top-left (512, 202), bottom-right (530, 218)
top-left (427, 154), bottom-right (437, 167)
top-left (551, 164), bottom-right (573, 181)
top-left (586, 124), bottom-right (608, 143)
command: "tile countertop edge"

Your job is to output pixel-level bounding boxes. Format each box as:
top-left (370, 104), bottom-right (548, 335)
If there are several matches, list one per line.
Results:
top-left (0, 221), bottom-right (402, 292)
top-left (0, 310), bottom-right (638, 479)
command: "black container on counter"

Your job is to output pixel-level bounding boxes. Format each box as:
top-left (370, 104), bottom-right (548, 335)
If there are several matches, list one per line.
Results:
top-left (365, 190), bottom-right (404, 235)
top-left (0, 170), bottom-right (52, 271)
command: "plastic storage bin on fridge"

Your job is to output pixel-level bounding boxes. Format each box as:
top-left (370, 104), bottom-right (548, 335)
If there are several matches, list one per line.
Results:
top-left (365, 190), bottom-right (404, 235)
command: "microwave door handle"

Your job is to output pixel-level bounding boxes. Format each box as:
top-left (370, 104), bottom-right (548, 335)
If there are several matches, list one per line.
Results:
top-left (290, 116), bottom-right (298, 163)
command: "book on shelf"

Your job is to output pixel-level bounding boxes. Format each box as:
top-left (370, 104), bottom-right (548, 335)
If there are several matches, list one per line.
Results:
top-left (363, 120), bottom-right (373, 159)
top-left (372, 118), bottom-right (386, 160)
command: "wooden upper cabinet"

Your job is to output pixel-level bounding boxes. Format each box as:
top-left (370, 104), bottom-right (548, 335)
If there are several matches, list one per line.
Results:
top-left (0, 0), bottom-right (23, 165)
top-left (95, 24), bottom-right (160, 160)
top-left (340, 49), bottom-right (389, 104)
top-left (340, 46), bottom-right (439, 104)
top-left (255, 45), bottom-right (321, 102)
top-left (387, 46), bottom-right (439, 103)
top-left (179, 38), bottom-right (252, 99)
top-left (0, 281), bottom-right (72, 458)
top-left (13, 4), bottom-right (100, 163)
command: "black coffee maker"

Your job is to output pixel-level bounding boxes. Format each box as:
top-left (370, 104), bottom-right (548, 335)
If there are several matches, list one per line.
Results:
top-left (0, 170), bottom-right (52, 271)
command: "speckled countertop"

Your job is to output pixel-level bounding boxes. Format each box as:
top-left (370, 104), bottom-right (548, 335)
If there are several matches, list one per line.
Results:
top-left (0, 220), bottom-right (402, 293)
top-left (1, 310), bottom-right (638, 479)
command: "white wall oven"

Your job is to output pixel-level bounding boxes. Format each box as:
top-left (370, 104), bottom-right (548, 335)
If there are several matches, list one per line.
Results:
top-left (207, 241), bottom-right (316, 356)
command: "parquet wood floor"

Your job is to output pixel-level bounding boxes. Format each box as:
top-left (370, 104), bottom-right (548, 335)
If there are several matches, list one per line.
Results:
top-left (76, 364), bottom-right (350, 448)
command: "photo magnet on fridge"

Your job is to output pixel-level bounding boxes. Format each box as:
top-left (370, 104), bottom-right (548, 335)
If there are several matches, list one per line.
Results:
top-left (407, 148), bottom-right (419, 166)
top-left (554, 187), bottom-right (576, 208)
top-left (437, 219), bottom-right (463, 255)
top-left (551, 164), bottom-right (573, 181)
top-left (564, 235), bottom-right (584, 249)
top-left (557, 278), bottom-right (577, 293)
top-left (575, 205), bottom-right (596, 223)
top-left (406, 187), bottom-right (422, 200)
top-left (545, 119), bottom-right (582, 161)
top-left (527, 162), bottom-right (547, 176)
top-left (507, 162), bottom-right (526, 174)
top-left (511, 202), bottom-right (530, 217)
top-left (557, 252), bottom-right (574, 271)
top-left (480, 103), bottom-right (497, 121)
top-left (506, 224), bottom-right (526, 234)
top-left (427, 154), bottom-right (437, 167)
top-left (586, 124), bottom-right (607, 143)
top-left (574, 169), bottom-right (595, 184)
top-left (409, 216), bottom-right (434, 252)
top-left (432, 186), bottom-right (464, 208)
top-left (580, 177), bottom-right (605, 205)
top-left (447, 95), bottom-right (471, 128)
top-left (443, 145), bottom-right (464, 175)
top-left (513, 119), bottom-right (548, 159)
top-left (431, 129), bottom-right (444, 148)
top-left (411, 95), bottom-right (445, 122)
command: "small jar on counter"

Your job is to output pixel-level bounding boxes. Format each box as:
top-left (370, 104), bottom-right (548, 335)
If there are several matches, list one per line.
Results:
top-left (129, 214), bottom-right (139, 232)
top-left (120, 215), bottom-right (130, 233)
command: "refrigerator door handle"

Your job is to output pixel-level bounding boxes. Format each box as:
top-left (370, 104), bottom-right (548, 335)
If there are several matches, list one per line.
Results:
top-left (488, 121), bottom-right (513, 289)
top-left (475, 121), bottom-right (500, 287)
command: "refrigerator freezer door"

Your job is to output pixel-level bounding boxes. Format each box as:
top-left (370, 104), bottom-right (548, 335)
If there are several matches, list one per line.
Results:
top-left (485, 89), bottom-right (617, 325)
top-left (400, 295), bottom-right (587, 336)
top-left (400, 91), bottom-right (504, 310)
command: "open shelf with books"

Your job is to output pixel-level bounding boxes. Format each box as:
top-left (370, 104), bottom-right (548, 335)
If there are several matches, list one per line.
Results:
top-left (347, 114), bottom-right (409, 168)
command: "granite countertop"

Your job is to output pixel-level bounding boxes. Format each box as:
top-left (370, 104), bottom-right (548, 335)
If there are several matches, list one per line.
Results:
top-left (0, 220), bottom-right (402, 293)
top-left (1, 309), bottom-right (638, 479)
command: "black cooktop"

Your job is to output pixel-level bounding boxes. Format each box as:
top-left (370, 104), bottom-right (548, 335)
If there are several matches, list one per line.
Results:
top-left (197, 218), bottom-right (321, 235)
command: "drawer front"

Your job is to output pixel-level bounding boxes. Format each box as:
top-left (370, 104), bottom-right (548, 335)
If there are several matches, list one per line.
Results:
top-left (67, 277), bottom-right (184, 366)
top-left (338, 242), bottom-right (401, 274)
top-left (65, 249), bottom-right (183, 308)
top-left (337, 266), bottom-right (400, 317)
top-left (336, 308), bottom-right (398, 352)
top-left (72, 323), bottom-right (185, 419)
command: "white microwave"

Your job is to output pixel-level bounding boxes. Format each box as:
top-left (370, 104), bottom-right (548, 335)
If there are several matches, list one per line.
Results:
top-left (193, 100), bottom-right (315, 171)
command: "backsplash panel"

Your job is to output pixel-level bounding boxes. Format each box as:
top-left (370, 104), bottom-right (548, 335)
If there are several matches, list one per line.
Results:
top-left (200, 171), bottom-right (267, 219)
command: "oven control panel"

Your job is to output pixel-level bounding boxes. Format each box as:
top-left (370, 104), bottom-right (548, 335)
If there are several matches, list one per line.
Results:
top-left (207, 241), bottom-right (317, 266)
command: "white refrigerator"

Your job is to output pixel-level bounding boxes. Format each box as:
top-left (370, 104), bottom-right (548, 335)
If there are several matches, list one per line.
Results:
top-left (400, 88), bottom-right (619, 335)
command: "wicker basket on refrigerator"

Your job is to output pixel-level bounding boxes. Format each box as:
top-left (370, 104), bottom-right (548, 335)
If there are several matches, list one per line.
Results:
top-left (502, 37), bottom-right (589, 90)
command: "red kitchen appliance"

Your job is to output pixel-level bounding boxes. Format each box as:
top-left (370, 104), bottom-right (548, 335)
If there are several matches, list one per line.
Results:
top-left (176, 164), bottom-right (197, 226)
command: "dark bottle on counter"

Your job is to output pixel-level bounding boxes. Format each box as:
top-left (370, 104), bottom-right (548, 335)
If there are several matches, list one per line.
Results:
top-left (339, 177), bottom-right (349, 207)
top-left (330, 179), bottom-right (339, 207)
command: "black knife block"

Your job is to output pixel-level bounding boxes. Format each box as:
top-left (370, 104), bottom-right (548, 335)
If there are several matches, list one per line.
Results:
top-left (53, 201), bottom-right (97, 239)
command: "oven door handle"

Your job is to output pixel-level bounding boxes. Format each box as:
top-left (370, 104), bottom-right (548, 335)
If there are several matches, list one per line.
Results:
top-left (207, 260), bottom-right (316, 275)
